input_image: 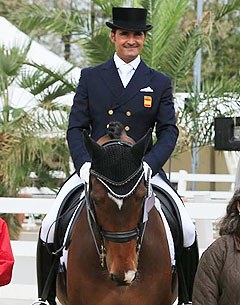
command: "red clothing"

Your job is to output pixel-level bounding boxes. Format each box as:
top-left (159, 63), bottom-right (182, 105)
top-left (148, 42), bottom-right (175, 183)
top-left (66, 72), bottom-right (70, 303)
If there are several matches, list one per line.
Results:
top-left (0, 217), bottom-right (14, 286)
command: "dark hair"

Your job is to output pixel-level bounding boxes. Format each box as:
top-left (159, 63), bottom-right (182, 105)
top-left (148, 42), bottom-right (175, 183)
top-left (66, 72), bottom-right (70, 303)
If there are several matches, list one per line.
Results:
top-left (219, 188), bottom-right (240, 236)
top-left (111, 29), bottom-right (147, 35)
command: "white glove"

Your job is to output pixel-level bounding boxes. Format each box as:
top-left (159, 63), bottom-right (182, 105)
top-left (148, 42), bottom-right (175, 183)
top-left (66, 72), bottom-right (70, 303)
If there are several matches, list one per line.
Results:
top-left (79, 162), bottom-right (91, 184)
top-left (143, 161), bottom-right (152, 181)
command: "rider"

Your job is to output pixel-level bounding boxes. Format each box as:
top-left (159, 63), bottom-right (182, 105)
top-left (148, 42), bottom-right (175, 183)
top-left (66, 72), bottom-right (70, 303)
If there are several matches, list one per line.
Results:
top-left (36, 7), bottom-right (198, 305)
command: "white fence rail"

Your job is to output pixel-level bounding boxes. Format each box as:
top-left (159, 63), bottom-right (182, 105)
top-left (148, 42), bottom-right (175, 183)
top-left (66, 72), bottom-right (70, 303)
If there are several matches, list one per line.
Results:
top-left (0, 197), bottom-right (54, 300)
top-left (0, 170), bottom-right (234, 300)
top-left (167, 170), bottom-right (234, 249)
top-left (167, 169), bottom-right (235, 201)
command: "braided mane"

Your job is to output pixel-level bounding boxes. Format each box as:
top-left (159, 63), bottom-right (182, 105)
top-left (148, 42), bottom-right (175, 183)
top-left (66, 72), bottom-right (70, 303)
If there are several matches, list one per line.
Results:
top-left (107, 121), bottom-right (125, 139)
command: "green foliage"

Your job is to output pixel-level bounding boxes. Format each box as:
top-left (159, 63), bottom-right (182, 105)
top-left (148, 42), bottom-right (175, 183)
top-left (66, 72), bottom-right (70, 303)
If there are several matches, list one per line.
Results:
top-left (18, 62), bottom-right (77, 102)
top-left (0, 44), bottom-right (30, 90)
top-left (214, 0), bottom-right (240, 20)
top-left (0, 0), bottom-right (25, 16)
top-left (82, 27), bottom-right (115, 65)
top-left (201, 1), bottom-right (240, 83)
top-left (7, 3), bottom-right (85, 38)
top-left (141, 0), bottom-right (189, 67)
top-left (93, 0), bottom-right (125, 13)
top-left (0, 44), bottom-right (72, 197)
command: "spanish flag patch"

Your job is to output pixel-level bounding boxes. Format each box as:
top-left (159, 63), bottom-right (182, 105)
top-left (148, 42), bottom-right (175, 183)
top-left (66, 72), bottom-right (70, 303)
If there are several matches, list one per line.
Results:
top-left (144, 96), bottom-right (152, 108)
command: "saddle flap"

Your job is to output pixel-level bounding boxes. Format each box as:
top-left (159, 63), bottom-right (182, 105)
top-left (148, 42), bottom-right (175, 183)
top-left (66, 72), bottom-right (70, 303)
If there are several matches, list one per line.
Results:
top-left (54, 184), bottom-right (84, 252)
top-left (152, 184), bottom-right (184, 254)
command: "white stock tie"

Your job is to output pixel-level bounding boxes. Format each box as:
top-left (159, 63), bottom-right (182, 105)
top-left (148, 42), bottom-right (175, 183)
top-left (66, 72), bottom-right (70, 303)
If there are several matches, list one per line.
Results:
top-left (119, 64), bottom-right (134, 88)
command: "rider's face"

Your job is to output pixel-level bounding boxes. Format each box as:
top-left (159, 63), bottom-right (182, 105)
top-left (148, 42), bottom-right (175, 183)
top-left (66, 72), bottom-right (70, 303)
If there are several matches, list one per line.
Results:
top-left (110, 29), bottom-right (146, 63)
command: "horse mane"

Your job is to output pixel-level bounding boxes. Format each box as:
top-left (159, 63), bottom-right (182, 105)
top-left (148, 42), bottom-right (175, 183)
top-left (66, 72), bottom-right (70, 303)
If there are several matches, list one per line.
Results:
top-left (97, 121), bottom-right (135, 145)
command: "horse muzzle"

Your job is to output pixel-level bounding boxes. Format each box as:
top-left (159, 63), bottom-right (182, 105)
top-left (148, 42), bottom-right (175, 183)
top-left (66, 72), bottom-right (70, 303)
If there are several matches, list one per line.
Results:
top-left (105, 240), bottom-right (138, 286)
top-left (110, 270), bottom-right (136, 286)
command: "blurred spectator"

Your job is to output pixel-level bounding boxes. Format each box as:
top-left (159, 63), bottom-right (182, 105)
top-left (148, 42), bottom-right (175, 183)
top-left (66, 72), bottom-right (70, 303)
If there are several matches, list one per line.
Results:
top-left (192, 188), bottom-right (240, 305)
top-left (0, 217), bottom-right (14, 286)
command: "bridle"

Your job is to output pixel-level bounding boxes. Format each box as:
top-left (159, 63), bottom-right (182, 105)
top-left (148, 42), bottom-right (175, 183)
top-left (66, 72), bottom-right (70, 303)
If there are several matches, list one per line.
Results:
top-left (85, 182), bottom-right (147, 268)
top-left (84, 140), bottom-right (151, 268)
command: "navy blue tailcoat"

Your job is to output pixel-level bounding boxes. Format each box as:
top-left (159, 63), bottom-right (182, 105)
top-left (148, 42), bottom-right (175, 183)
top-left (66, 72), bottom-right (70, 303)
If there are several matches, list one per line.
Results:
top-left (67, 58), bottom-right (179, 179)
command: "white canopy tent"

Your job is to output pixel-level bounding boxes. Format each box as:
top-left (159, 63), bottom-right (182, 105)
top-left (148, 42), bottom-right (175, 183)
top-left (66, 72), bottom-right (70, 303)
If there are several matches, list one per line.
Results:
top-left (0, 16), bottom-right (81, 110)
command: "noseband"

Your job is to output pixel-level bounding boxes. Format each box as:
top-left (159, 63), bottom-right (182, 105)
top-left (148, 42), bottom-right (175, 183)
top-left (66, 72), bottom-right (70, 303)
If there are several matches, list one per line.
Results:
top-left (101, 228), bottom-right (141, 243)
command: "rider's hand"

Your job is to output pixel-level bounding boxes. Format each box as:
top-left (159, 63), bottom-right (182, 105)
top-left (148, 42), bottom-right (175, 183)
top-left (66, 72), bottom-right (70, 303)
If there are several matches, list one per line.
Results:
top-left (79, 162), bottom-right (91, 184)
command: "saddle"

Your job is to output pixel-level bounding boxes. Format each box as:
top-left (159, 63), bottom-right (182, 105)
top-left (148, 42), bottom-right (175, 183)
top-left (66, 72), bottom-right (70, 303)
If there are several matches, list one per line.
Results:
top-left (152, 184), bottom-right (183, 255)
top-left (53, 184), bottom-right (84, 252)
top-left (153, 184), bottom-right (199, 304)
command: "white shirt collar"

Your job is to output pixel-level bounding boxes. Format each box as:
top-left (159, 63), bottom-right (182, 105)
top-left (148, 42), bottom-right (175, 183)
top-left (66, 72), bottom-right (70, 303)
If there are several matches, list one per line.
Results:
top-left (114, 53), bottom-right (141, 70)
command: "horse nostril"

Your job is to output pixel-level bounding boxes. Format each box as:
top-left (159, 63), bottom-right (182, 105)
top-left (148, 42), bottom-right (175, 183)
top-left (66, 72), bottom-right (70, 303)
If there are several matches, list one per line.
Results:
top-left (110, 273), bottom-right (119, 282)
top-left (110, 273), bottom-right (130, 286)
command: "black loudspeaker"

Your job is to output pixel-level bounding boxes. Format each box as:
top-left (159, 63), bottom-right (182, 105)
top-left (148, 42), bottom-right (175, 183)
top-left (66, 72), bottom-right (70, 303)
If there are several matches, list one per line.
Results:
top-left (214, 117), bottom-right (240, 151)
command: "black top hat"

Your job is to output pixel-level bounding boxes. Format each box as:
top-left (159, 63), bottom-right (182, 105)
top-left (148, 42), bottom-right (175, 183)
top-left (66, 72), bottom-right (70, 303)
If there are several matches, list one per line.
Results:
top-left (106, 7), bottom-right (153, 32)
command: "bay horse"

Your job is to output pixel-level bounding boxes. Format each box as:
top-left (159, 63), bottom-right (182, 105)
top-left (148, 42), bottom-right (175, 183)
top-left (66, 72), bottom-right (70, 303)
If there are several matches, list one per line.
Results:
top-left (56, 122), bottom-right (177, 305)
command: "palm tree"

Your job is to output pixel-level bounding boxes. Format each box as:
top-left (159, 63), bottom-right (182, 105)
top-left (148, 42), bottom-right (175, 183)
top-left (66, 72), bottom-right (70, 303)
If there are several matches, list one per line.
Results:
top-left (0, 43), bottom-right (76, 238)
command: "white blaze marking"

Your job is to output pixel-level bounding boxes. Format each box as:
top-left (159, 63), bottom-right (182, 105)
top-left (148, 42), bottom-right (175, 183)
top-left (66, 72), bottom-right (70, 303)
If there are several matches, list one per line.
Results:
top-left (124, 270), bottom-right (136, 283)
top-left (108, 193), bottom-right (123, 209)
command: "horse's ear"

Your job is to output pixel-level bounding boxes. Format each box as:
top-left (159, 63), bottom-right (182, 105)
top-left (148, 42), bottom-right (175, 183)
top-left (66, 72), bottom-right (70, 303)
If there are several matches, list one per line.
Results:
top-left (83, 130), bottom-right (104, 159)
top-left (131, 129), bottom-right (152, 160)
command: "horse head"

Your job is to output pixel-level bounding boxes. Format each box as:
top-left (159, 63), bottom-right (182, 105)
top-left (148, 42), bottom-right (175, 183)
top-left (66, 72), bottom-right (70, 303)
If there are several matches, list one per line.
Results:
top-left (83, 122), bottom-right (152, 286)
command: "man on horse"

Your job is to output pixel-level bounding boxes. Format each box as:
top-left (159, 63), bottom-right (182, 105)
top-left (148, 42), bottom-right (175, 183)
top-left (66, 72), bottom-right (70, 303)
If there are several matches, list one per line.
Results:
top-left (35, 6), bottom-right (198, 305)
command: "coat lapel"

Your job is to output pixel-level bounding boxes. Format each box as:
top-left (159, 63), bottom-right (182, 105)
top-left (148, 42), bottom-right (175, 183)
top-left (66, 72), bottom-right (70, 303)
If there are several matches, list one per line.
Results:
top-left (112, 60), bottom-right (152, 109)
top-left (100, 59), bottom-right (152, 109)
top-left (101, 58), bottom-right (123, 98)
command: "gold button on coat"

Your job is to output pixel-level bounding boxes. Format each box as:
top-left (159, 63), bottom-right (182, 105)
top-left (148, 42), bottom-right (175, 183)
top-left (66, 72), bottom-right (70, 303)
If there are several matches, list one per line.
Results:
top-left (126, 111), bottom-right (131, 117)
top-left (125, 126), bottom-right (130, 132)
top-left (108, 109), bottom-right (114, 115)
